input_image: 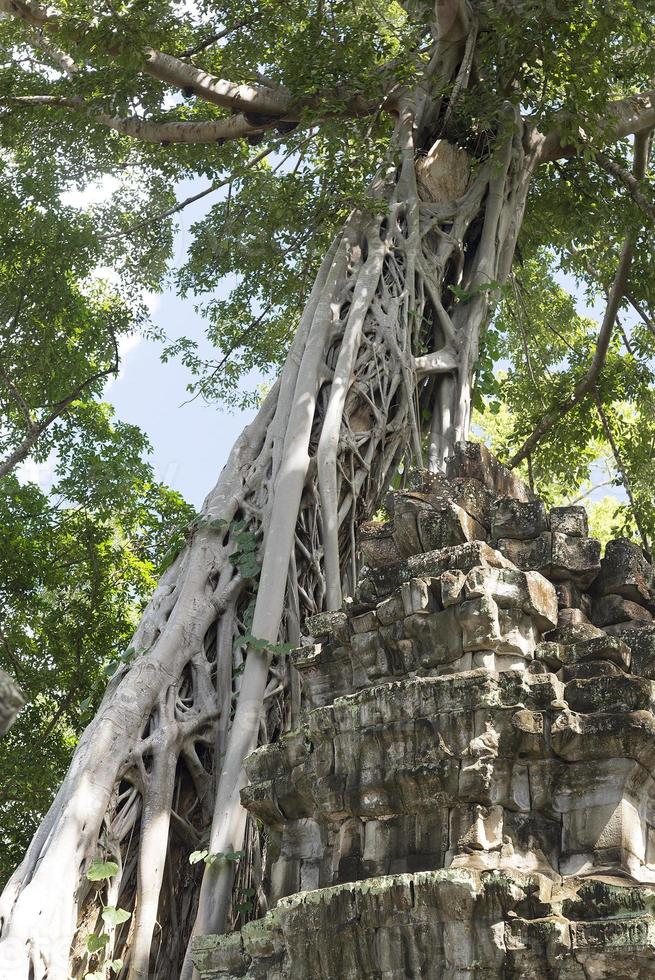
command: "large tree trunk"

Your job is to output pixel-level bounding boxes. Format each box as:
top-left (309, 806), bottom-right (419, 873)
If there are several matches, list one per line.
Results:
top-left (0, 79), bottom-right (542, 980)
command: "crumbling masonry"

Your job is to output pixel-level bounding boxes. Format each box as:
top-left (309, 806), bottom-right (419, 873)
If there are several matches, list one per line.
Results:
top-left (194, 442), bottom-right (655, 978)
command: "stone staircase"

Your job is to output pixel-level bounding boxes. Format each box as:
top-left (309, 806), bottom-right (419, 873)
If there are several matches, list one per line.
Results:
top-left (194, 442), bottom-right (655, 979)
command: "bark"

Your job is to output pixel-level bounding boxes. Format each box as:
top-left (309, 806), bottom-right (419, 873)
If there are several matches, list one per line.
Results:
top-left (0, 26), bottom-right (544, 980)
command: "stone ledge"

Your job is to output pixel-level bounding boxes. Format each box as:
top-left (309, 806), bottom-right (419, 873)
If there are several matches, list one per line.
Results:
top-left (192, 870), bottom-right (655, 979)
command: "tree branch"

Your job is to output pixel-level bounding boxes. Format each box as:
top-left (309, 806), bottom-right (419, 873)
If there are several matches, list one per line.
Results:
top-left (593, 388), bottom-right (650, 553)
top-left (0, 333), bottom-right (120, 479)
top-left (142, 49), bottom-right (292, 117)
top-left (540, 90), bottom-right (655, 162)
top-left (508, 133), bottom-right (650, 469)
top-left (6, 95), bottom-right (280, 144)
top-left (594, 149), bottom-right (655, 224)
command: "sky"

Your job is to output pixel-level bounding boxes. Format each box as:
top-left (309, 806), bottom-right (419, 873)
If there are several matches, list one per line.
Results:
top-left (64, 177), bottom-right (260, 511)
top-left (21, 173), bottom-right (619, 513)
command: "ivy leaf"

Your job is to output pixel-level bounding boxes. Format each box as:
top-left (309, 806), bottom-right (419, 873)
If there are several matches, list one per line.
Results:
top-left (86, 859), bottom-right (119, 881)
top-left (189, 849), bottom-right (209, 864)
top-left (86, 932), bottom-right (110, 953)
top-left (101, 906), bottom-right (131, 927)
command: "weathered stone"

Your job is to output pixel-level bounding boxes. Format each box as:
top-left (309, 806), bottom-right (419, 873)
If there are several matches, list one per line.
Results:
top-left (615, 625), bottom-right (655, 679)
top-left (0, 669), bottom-right (23, 738)
top-left (491, 497), bottom-right (548, 541)
top-left (592, 593), bottom-right (653, 627)
top-left (358, 519), bottom-right (401, 568)
top-left (550, 505), bottom-right (589, 538)
top-left (554, 580), bottom-right (591, 614)
top-left (403, 606), bottom-right (463, 667)
top-left (543, 621), bottom-right (605, 644)
top-left (463, 565), bottom-right (558, 631)
top-left (303, 609), bottom-right (350, 642)
top-left (440, 568), bottom-right (467, 607)
top-left (407, 469), bottom-right (496, 529)
top-left (551, 532), bottom-right (601, 586)
top-left (358, 540), bottom-right (514, 603)
top-left (594, 538), bottom-right (655, 612)
top-left (400, 577), bottom-right (437, 616)
top-left (557, 608), bottom-right (590, 628)
top-left (392, 492), bottom-right (486, 559)
top-left (350, 609), bottom-right (379, 634)
top-left (446, 441), bottom-right (534, 502)
top-left (497, 532), bottom-right (552, 574)
top-left (375, 592), bottom-right (405, 626)
top-left (203, 446), bottom-right (655, 980)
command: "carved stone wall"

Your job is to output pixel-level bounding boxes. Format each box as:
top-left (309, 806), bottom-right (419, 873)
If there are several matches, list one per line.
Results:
top-left (194, 442), bottom-right (655, 979)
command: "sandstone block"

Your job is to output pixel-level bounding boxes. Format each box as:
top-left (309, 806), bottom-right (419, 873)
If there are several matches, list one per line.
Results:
top-left (554, 580), bottom-right (591, 614)
top-left (358, 519), bottom-right (401, 568)
top-left (303, 609), bottom-right (350, 642)
top-left (440, 568), bottom-right (467, 607)
top-left (550, 506), bottom-right (589, 538)
top-left (358, 540), bottom-right (514, 602)
top-left (491, 497), bottom-right (548, 541)
top-left (551, 532), bottom-right (601, 587)
top-left (497, 532), bottom-right (551, 574)
top-left (400, 577), bottom-right (436, 616)
top-left (463, 565), bottom-right (558, 631)
top-left (403, 607), bottom-right (463, 667)
top-left (446, 441), bottom-right (533, 501)
top-left (594, 538), bottom-right (655, 612)
top-left (591, 593), bottom-right (653, 628)
top-left (557, 608), bottom-right (590, 628)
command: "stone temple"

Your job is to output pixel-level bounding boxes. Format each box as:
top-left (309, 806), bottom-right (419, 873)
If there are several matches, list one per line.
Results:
top-left (194, 442), bottom-right (655, 978)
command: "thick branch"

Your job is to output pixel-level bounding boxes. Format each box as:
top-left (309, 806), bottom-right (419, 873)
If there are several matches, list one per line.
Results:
top-left (6, 95), bottom-right (276, 143)
top-left (540, 90), bottom-right (655, 162)
top-left (143, 49), bottom-right (292, 117)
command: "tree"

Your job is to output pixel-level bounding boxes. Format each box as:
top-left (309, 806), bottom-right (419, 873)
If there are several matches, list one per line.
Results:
top-left (1, 1), bottom-right (654, 978)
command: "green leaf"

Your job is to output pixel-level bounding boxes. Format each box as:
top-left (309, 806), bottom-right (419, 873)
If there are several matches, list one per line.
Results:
top-left (86, 932), bottom-right (110, 953)
top-left (189, 849), bottom-right (208, 864)
top-left (101, 906), bottom-right (131, 927)
top-left (86, 859), bottom-right (119, 881)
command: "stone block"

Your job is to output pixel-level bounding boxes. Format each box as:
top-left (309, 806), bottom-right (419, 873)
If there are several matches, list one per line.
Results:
top-left (463, 565), bottom-right (558, 631)
top-left (554, 580), bottom-right (591, 614)
top-left (446, 441), bottom-right (533, 501)
top-left (448, 803), bottom-right (504, 856)
top-left (400, 577), bottom-right (436, 616)
top-left (458, 595), bottom-right (502, 652)
top-left (551, 532), bottom-right (601, 587)
top-left (592, 593), bottom-right (653, 628)
top-left (491, 497), bottom-right (548, 541)
top-left (550, 506), bottom-right (589, 538)
top-left (616, 625), bottom-right (655, 679)
top-left (358, 540), bottom-right (514, 603)
top-left (375, 592), bottom-right (405, 625)
top-left (594, 538), bottom-right (655, 613)
top-left (440, 569), bottom-right (467, 607)
top-left (303, 609), bottom-right (350, 642)
top-left (557, 608), bottom-right (590, 628)
top-left (497, 532), bottom-right (551, 574)
top-left (403, 607), bottom-right (463, 667)
top-left (358, 519), bottom-right (401, 568)
top-left (351, 610), bottom-right (379, 634)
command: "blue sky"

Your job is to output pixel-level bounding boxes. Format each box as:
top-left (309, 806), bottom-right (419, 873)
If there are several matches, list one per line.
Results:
top-left (36, 174), bottom-right (619, 514)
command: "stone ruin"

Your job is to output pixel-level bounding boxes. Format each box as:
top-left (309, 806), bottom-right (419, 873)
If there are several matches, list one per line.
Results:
top-left (0, 668), bottom-right (23, 739)
top-left (194, 442), bottom-right (655, 979)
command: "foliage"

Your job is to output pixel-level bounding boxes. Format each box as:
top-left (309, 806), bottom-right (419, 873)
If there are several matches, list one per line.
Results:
top-left (0, 424), bottom-right (194, 886)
